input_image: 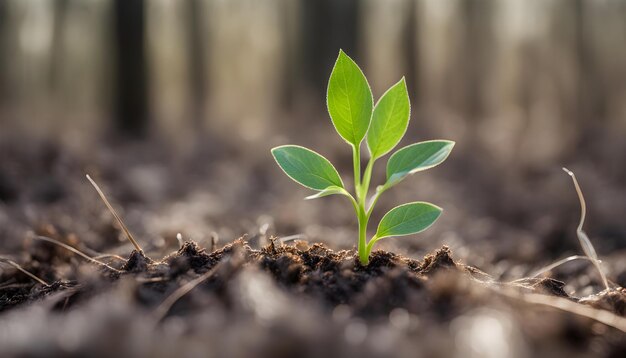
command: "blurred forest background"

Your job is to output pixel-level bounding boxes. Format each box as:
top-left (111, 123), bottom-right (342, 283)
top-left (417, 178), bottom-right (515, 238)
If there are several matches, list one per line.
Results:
top-left (1, 0), bottom-right (625, 281)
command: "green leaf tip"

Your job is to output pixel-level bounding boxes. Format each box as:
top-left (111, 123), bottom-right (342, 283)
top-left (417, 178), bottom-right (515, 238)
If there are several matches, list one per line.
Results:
top-left (271, 145), bottom-right (344, 191)
top-left (385, 140), bottom-right (455, 189)
top-left (367, 77), bottom-right (411, 160)
top-left (327, 50), bottom-right (373, 146)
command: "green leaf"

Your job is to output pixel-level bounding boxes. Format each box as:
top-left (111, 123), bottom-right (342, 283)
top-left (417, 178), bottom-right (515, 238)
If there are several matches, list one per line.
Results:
top-left (374, 202), bottom-right (442, 240)
top-left (305, 185), bottom-right (349, 200)
top-left (367, 78), bottom-right (410, 160)
top-left (271, 145), bottom-right (344, 191)
top-left (327, 50), bottom-right (373, 146)
top-left (384, 140), bottom-right (455, 189)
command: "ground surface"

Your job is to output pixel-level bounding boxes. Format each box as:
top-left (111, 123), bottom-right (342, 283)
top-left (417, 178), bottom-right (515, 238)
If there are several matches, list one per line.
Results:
top-left (1, 238), bottom-right (625, 357)
top-left (0, 135), bottom-right (625, 357)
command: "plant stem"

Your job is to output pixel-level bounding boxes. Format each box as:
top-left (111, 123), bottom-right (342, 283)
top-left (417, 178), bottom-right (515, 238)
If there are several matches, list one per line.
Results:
top-left (352, 144), bottom-right (370, 265)
top-left (352, 145), bottom-right (361, 197)
top-left (365, 236), bottom-right (378, 257)
top-left (366, 188), bottom-right (384, 219)
top-left (360, 158), bottom-right (374, 201)
top-left (357, 206), bottom-right (369, 265)
top-left (354, 154), bottom-right (379, 265)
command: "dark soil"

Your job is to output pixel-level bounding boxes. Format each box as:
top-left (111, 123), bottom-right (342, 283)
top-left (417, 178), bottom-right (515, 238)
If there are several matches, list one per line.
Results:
top-left (3, 239), bottom-right (461, 315)
top-left (1, 136), bottom-right (626, 357)
top-left (1, 238), bottom-right (625, 357)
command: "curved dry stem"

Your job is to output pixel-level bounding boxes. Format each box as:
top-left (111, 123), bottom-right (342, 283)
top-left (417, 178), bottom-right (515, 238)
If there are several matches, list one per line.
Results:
top-left (562, 168), bottom-right (610, 291)
top-left (529, 255), bottom-right (593, 279)
top-left (279, 234), bottom-right (306, 243)
top-left (562, 168), bottom-right (586, 233)
top-left (0, 257), bottom-right (49, 285)
top-left (92, 254), bottom-right (127, 262)
top-left (86, 174), bottom-right (143, 253)
top-left (498, 288), bottom-right (626, 333)
top-left (33, 236), bottom-right (122, 273)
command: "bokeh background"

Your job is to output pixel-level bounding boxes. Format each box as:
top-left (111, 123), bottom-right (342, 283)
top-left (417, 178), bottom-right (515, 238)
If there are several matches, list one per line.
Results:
top-left (1, 0), bottom-right (625, 287)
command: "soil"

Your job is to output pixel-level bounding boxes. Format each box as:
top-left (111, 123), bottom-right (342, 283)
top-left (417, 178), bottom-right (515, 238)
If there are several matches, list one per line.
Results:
top-left (1, 135), bottom-right (625, 357)
top-left (1, 237), bottom-right (625, 357)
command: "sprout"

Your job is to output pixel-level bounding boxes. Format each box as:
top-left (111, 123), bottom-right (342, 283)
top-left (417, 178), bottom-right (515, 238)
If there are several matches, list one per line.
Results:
top-left (271, 50), bottom-right (454, 265)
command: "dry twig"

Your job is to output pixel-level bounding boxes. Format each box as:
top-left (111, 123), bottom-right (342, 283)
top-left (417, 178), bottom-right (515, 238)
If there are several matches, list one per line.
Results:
top-left (86, 174), bottom-right (143, 253)
top-left (0, 257), bottom-right (48, 285)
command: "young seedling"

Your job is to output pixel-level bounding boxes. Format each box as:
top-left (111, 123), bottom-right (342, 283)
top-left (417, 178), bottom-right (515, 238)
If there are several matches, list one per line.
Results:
top-left (271, 50), bottom-right (454, 265)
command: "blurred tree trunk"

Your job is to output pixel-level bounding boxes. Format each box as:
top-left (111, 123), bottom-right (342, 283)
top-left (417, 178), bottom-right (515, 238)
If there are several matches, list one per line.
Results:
top-left (403, 0), bottom-right (418, 101)
top-left (48, 0), bottom-right (68, 93)
top-left (573, 0), bottom-right (605, 130)
top-left (185, 0), bottom-right (206, 131)
top-left (454, 0), bottom-right (494, 155)
top-left (461, 0), bottom-right (492, 122)
top-left (300, 0), bottom-right (360, 96)
top-left (280, 0), bottom-right (299, 110)
top-left (0, 0), bottom-right (8, 104)
top-left (361, 0), bottom-right (416, 95)
top-left (113, 0), bottom-right (148, 137)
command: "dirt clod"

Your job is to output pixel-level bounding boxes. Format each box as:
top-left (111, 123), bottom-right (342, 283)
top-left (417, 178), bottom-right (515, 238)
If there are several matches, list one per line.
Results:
top-left (420, 245), bottom-right (456, 274)
top-left (121, 250), bottom-right (154, 272)
top-left (580, 287), bottom-right (626, 316)
top-left (530, 277), bottom-right (570, 298)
